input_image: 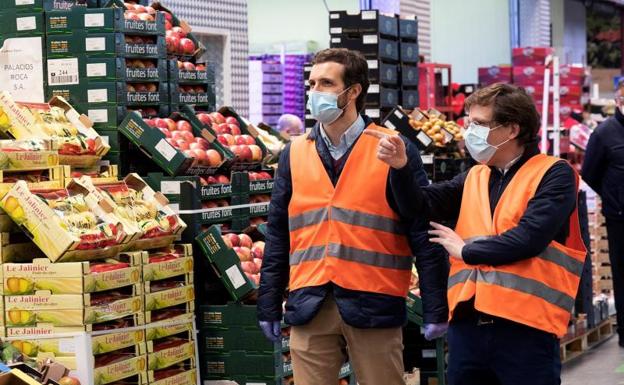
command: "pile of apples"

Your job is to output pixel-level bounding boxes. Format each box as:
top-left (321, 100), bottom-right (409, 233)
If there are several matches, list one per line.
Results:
top-left (124, 35), bottom-right (154, 45)
top-left (248, 171), bottom-right (272, 181)
top-left (249, 194), bottom-right (270, 204)
top-left (126, 59), bottom-right (157, 69)
top-left (123, 4), bottom-right (157, 21)
top-left (166, 26), bottom-right (196, 55)
top-left (177, 61), bottom-right (206, 72)
top-left (199, 174), bottom-right (230, 185)
top-left (202, 200), bottom-right (229, 209)
top-left (222, 233), bottom-right (265, 286)
top-left (127, 83), bottom-right (158, 92)
top-left (178, 85), bottom-right (206, 94)
top-left (195, 112), bottom-right (262, 163)
top-left (143, 117), bottom-right (223, 167)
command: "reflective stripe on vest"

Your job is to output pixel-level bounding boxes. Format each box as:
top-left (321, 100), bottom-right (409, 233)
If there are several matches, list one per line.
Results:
top-left (448, 154), bottom-right (587, 337)
top-left (287, 124), bottom-right (413, 297)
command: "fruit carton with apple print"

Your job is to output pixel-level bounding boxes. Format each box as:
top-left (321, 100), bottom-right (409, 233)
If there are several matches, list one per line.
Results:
top-left (195, 225), bottom-right (266, 301)
top-left (146, 336), bottom-right (194, 371)
top-left (0, 11), bottom-right (45, 36)
top-left (118, 112), bottom-right (194, 176)
top-left (0, 139), bottom-right (59, 171)
top-left (167, 59), bottom-right (212, 84)
top-left (0, 93), bottom-right (110, 162)
top-left (76, 173), bottom-right (186, 250)
top-left (0, 166), bottom-right (65, 197)
top-left (0, 233), bottom-right (48, 263)
top-left (3, 253), bottom-right (143, 295)
top-left (46, 7), bottom-right (165, 35)
top-left (93, 351), bottom-right (148, 385)
top-left (148, 367), bottom-right (197, 385)
top-left (145, 311), bottom-right (193, 342)
top-left (117, 82), bottom-right (169, 106)
top-left (0, 181), bottom-right (129, 262)
top-left (46, 31), bottom-right (166, 59)
top-left (144, 283), bottom-right (194, 311)
top-left (142, 244), bottom-right (193, 282)
top-left (4, 287), bottom-right (144, 327)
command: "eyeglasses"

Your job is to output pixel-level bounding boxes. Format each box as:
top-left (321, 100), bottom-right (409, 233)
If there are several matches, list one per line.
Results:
top-left (463, 120), bottom-right (500, 130)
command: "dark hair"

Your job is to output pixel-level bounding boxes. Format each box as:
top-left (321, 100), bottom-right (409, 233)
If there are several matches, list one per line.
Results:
top-left (465, 83), bottom-right (540, 145)
top-left (312, 48), bottom-right (370, 112)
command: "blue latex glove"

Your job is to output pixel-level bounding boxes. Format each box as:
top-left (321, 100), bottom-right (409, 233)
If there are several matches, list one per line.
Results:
top-left (259, 320), bottom-right (282, 342)
top-left (424, 322), bottom-right (448, 341)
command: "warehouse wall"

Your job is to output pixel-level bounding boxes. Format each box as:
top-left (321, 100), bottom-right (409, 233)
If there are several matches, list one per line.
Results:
top-left (164, 0), bottom-right (250, 115)
top-left (430, 0), bottom-right (511, 84)
top-left (247, 0), bottom-right (360, 54)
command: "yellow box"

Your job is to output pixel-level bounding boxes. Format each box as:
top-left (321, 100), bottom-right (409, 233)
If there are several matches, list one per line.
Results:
top-left (144, 273), bottom-right (193, 294)
top-left (0, 139), bottom-right (59, 171)
top-left (149, 367), bottom-right (197, 385)
top-left (94, 354), bottom-right (148, 385)
top-left (0, 180), bottom-right (126, 262)
top-left (144, 285), bottom-right (194, 312)
top-left (146, 314), bottom-right (193, 341)
top-left (142, 255), bottom-right (193, 282)
top-left (147, 339), bottom-right (195, 371)
top-left (5, 314), bottom-right (145, 337)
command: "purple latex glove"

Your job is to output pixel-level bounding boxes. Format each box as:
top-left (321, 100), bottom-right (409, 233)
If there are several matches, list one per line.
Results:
top-left (259, 320), bottom-right (281, 342)
top-left (424, 322), bottom-right (448, 341)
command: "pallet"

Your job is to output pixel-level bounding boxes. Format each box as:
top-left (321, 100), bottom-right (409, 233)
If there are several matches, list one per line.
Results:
top-left (560, 319), bottom-right (614, 363)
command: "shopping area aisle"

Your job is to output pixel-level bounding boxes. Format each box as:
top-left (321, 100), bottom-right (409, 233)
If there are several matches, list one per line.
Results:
top-left (562, 335), bottom-right (623, 385)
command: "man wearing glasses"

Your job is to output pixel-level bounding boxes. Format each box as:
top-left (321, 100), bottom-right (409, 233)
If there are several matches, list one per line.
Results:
top-left (367, 83), bottom-right (586, 385)
top-left (582, 80), bottom-right (624, 348)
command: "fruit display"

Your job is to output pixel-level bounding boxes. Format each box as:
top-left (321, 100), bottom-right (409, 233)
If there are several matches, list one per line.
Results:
top-left (144, 117), bottom-right (225, 168)
top-left (196, 111), bottom-right (264, 163)
top-left (408, 111), bottom-right (464, 148)
top-left (255, 124), bottom-right (287, 156)
top-left (199, 174), bottom-right (230, 186)
top-left (0, 139), bottom-right (59, 171)
top-left (0, 181), bottom-right (127, 262)
top-left (143, 244), bottom-right (193, 282)
top-left (76, 173), bottom-right (186, 250)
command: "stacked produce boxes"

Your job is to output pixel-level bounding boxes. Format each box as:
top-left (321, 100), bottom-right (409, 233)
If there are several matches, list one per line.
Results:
top-left (248, 57), bottom-right (283, 127)
top-left (397, 15), bottom-right (419, 110)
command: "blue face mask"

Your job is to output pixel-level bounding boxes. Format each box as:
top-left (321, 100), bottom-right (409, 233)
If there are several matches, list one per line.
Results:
top-left (464, 122), bottom-right (510, 164)
top-left (307, 87), bottom-right (352, 125)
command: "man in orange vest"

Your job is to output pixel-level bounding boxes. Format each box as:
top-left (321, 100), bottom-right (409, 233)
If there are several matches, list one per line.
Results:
top-left (257, 48), bottom-right (449, 385)
top-left (367, 83), bottom-right (586, 385)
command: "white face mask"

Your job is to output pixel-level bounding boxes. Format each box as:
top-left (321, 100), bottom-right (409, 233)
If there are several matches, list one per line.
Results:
top-left (464, 122), bottom-right (511, 164)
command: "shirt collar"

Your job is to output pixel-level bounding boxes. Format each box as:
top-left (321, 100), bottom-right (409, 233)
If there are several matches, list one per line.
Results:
top-left (319, 115), bottom-right (365, 151)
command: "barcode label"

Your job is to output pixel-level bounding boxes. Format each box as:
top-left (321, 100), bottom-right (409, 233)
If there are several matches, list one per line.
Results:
top-left (47, 58), bottom-right (79, 86)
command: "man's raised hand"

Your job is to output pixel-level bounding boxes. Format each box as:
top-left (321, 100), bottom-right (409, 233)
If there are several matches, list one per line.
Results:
top-left (363, 129), bottom-right (408, 169)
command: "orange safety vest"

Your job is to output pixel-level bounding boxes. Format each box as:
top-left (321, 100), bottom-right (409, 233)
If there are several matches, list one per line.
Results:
top-left (448, 154), bottom-right (587, 337)
top-left (288, 124), bottom-right (413, 297)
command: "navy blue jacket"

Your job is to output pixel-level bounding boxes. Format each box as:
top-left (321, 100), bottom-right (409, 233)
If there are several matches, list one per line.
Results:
top-left (582, 108), bottom-right (624, 221)
top-left (257, 115), bottom-right (449, 328)
top-left (391, 144), bottom-right (578, 266)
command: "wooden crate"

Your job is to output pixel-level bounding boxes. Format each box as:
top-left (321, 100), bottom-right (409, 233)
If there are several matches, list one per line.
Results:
top-left (560, 319), bottom-right (613, 363)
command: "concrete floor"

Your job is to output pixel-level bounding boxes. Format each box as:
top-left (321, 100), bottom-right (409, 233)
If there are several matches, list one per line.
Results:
top-left (562, 335), bottom-right (624, 385)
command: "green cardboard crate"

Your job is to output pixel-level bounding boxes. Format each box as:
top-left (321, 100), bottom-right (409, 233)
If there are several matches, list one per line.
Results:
top-left (47, 56), bottom-right (167, 83)
top-left (200, 350), bottom-right (283, 378)
top-left (145, 173), bottom-right (234, 201)
top-left (76, 103), bottom-right (171, 130)
top-left (0, 11), bottom-right (45, 35)
top-left (117, 111), bottom-right (193, 176)
top-left (168, 59), bottom-right (213, 84)
top-left (96, 129), bottom-right (129, 151)
top-left (46, 7), bottom-right (165, 35)
top-left (170, 87), bottom-right (216, 106)
top-left (46, 81), bottom-right (117, 104)
top-left (117, 82), bottom-right (169, 106)
top-left (0, 0), bottom-right (97, 11)
top-left (46, 31), bottom-right (166, 58)
top-left (195, 226), bottom-right (256, 301)
top-left (199, 326), bottom-right (280, 354)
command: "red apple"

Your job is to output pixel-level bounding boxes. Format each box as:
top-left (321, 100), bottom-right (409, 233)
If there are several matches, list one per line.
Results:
top-left (134, 83), bottom-right (148, 92)
top-left (145, 6), bottom-right (156, 14)
top-left (134, 4), bottom-right (145, 12)
top-left (163, 118), bottom-right (176, 132)
top-left (218, 123), bottom-right (231, 135)
top-left (181, 131), bottom-right (195, 142)
top-left (176, 120), bottom-right (192, 132)
top-left (196, 113), bottom-right (212, 126)
top-left (138, 13), bottom-right (154, 22)
top-left (230, 125), bottom-right (242, 136)
top-left (210, 112), bottom-right (226, 124)
top-left (144, 107), bottom-right (157, 116)
top-left (172, 26), bottom-right (187, 38)
top-left (249, 145), bottom-right (262, 161)
top-left (239, 145), bottom-right (253, 162)
top-left (195, 137), bottom-right (210, 149)
top-left (165, 138), bottom-right (177, 147)
top-left (235, 135), bottom-right (247, 145)
top-left (126, 84), bottom-right (136, 92)
top-left (176, 60), bottom-right (184, 69)
top-left (196, 64), bottom-right (206, 71)
top-left (241, 261), bottom-right (255, 273)
top-left (243, 135), bottom-right (256, 145)
top-left (252, 241), bottom-right (265, 259)
top-left (157, 127), bottom-right (171, 138)
top-left (146, 83), bottom-right (157, 92)
top-left (192, 149), bottom-right (207, 164)
top-left (253, 258), bottom-right (263, 273)
top-left (252, 274), bottom-right (261, 286)
top-left (223, 134), bottom-right (235, 146)
top-left (236, 246), bottom-right (252, 262)
top-left (58, 377), bottom-right (81, 385)
top-left (258, 171), bottom-right (272, 180)
top-left (183, 149), bottom-right (195, 162)
top-left (206, 149), bottom-right (222, 166)
top-left (248, 172), bottom-right (258, 181)
top-left (145, 60), bottom-right (155, 69)
top-left (154, 118), bottom-right (168, 130)
top-left (224, 233), bottom-right (240, 248)
top-left (239, 234), bottom-right (253, 248)
top-left (176, 139), bottom-right (190, 150)
top-left (182, 62), bottom-right (195, 71)
top-left (217, 135), bottom-right (229, 146)
top-left (179, 38), bottom-right (195, 55)
top-left (162, 11), bottom-right (173, 22)
top-left (207, 176), bottom-right (218, 185)
top-left (203, 201), bottom-right (218, 209)
top-left (189, 142), bottom-right (204, 151)
top-left (216, 174), bottom-right (230, 184)
top-left (225, 117), bottom-right (239, 126)
top-left (125, 12), bottom-right (139, 20)
top-left (166, 36), bottom-right (180, 53)
top-left (124, 3), bottom-right (135, 10)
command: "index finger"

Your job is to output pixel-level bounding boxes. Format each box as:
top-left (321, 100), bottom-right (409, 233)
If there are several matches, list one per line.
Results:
top-left (429, 221), bottom-right (449, 231)
top-left (363, 129), bottom-right (389, 140)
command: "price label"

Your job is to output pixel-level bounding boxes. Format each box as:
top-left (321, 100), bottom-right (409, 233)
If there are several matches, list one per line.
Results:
top-left (87, 89), bottom-right (108, 103)
top-left (84, 13), bottom-right (105, 27)
top-left (85, 37), bottom-right (106, 51)
top-left (47, 58), bottom-right (79, 85)
top-left (155, 139), bottom-right (177, 162)
top-left (88, 109), bottom-right (108, 123)
top-left (16, 16), bottom-right (36, 31)
top-left (87, 63), bottom-right (107, 77)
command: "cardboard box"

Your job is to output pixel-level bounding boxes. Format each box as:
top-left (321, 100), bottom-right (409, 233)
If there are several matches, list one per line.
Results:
top-left (0, 11), bottom-right (45, 35)
top-left (199, 325), bottom-right (280, 354)
top-left (0, 0), bottom-right (97, 11)
top-left (329, 10), bottom-right (398, 38)
top-left (401, 64), bottom-right (419, 87)
top-left (142, 252), bottom-right (193, 282)
top-left (148, 368), bottom-right (197, 385)
top-left (478, 66), bottom-right (512, 86)
top-left (381, 106), bottom-right (433, 150)
top-left (170, 87), bottom-right (215, 106)
top-left (365, 84), bottom-right (399, 108)
top-left (147, 339), bottom-right (195, 370)
top-left (399, 42), bottom-right (419, 64)
top-left (93, 353), bottom-right (147, 385)
top-left (46, 7), bottom-right (165, 35)
top-left (168, 59), bottom-right (212, 84)
top-left (512, 66), bottom-right (547, 85)
top-left (399, 17), bottom-right (418, 40)
top-left (4, 291), bottom-right (143, 326)
top-left (0, 140), bottom-right (59, 171)
top-left (5, 313), bottom-right (145, 337)
top-left (144, 284), bottom-right (194, 311)
top-left (3, 254), bottom-right (142, 295)
top-left (401, 89), bottom-right (419, 110)
top-left (512, 47), bottom-right (554, 66)
top-left (47, 56), bottom-right (167, 84)
top-left (47, 32), bottom-right (166, 59)
top-left (330, 35), bottom-right (399, 62)
top-left (145, 313), bottom-right (193, 341)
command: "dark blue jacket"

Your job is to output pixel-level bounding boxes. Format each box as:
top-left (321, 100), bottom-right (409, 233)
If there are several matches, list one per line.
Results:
top-left (257, 115), bottom-right (449, 328)
top-left (582, 108), bottom-right (624, 221)
top-left (391, 144), bottom-right (578, 266)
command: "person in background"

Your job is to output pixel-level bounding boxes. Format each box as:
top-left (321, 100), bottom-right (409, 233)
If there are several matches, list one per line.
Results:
top-left (581, 80), bottom-right (624, 347)
top-left (277, 113), bottom-right (304, 136)
top-left (256, 48), bottom-right (449, 385)
top-left (367, 83), bottom-right (586, 385)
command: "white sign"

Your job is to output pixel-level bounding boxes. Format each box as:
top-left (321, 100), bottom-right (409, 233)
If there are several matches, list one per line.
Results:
top-left (0, 36), bottom-right (45, 102)
top-left (86, 63), bottom-right (107, 77)
top-left (16, 16), bottom-right (37, 31)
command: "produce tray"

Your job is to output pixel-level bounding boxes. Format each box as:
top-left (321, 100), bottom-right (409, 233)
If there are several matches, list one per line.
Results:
top-left (401, 64), bottom-right (419, 86)
top-left (401, 88), bottom-right (419, 110)
top-left (46, 7), bottom-right (165, 35)
top-left (364, 84), bottom-right (400, 108)
top-left (0, 0), bottom-right (94, 11)
top-left (78, 104), bottom-right (171, 130)
top-left (329, 10), bottom-right (398, 38)
top-left (145, 173), bottom-right (236, 201)
top-left (46, 32), bottom-right (166, 59)
top-left (170, 88), bottom-right (216, 106)
top-left (381, 106), bottom-right (433, 151)
top-left (48, 56), bottom-right (167, 83)
top-left (330, 34), bottom-right (398, 62)
top-left (144, 284), bottom-right (194, 311)
top-left (199, 325), bottom-right (281, 354)
top-left (145, 314), bottom-right (193, 341)
top-left (147, 339), bottom-right (195, 371)
top-left (200, 350), bottom-right (283, 378)
top-left (0, 10), bottom-right (45, 36)
top-left (399, 17), bottom-right (418, 40)
top-left (167, 59), bottom-right (214, 84)
top-left (399, 42), bottom-right (419, 64)
top-left (367, 60), bottom-right (398, 85)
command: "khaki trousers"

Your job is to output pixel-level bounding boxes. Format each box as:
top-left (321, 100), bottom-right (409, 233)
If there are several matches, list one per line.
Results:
top-left (290, 295), bottom-right (405, 385)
